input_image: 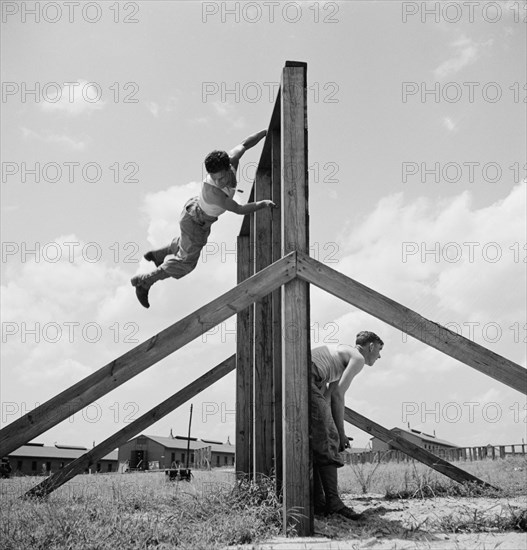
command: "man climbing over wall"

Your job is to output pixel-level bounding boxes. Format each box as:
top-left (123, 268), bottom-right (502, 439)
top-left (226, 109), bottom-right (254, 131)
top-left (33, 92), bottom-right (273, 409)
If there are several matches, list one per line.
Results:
top-left (311, 331), bottom-right (384, 519)
top-left (131, 129), bottom-right (276, 308)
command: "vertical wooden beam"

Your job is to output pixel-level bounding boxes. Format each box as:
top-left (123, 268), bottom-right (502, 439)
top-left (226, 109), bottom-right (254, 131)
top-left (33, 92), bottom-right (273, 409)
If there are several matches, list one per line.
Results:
top-left (271, 124), bottom-right (283, 492)
top-left (236, 233), bottom-right (253, 478)
top-left (281, 61), bottom-right (312, 536)
top-left (253, 172), bottom-right (274, 478)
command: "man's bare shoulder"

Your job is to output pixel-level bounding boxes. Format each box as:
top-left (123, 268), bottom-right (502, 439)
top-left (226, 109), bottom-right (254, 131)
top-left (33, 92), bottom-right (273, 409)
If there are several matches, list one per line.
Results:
top-left (347, 346), bottom-right (365, 366)
top-left (336, 345), bottom-right (363, 367)
top-left (202, 181), bottom-right (224, 197)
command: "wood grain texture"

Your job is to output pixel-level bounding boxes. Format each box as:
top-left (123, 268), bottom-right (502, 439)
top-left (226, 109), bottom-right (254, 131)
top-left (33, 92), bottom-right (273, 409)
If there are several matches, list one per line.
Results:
top-left (271, 127), bottom-right (283, 491)
top-left (254, 172), bottom-right (275, 477)
top-left (281, 63), bottom-right (312, 536)
top-left (236, 235), bottom-right (254, 477)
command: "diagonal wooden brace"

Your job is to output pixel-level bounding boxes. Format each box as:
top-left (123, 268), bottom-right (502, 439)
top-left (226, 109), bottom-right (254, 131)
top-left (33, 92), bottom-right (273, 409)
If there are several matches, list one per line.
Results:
top-left (25, 355), bottom-right (236, 498)
top-left (345, 407), bottom-right (497, 489)
top-left (0, 253), bottom-right (297, 457)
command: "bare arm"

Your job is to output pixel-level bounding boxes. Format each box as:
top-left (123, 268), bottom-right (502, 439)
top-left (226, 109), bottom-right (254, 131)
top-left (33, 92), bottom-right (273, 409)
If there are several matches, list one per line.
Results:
top-left (328, 383), bottom-right (348, 450)
top-left (330, 352), bottom-right (366, 450)
top-left (228, 129), bottom-right (267, 168)
top-left (204, 185), bottom-right (276, 215)
top-left (223, 197), bottom-right (276, 215)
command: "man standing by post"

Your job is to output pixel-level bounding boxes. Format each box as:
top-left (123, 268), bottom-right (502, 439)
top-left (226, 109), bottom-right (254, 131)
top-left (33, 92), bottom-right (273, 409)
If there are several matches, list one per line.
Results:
top-left (311, 331), bottom-right (384, 519)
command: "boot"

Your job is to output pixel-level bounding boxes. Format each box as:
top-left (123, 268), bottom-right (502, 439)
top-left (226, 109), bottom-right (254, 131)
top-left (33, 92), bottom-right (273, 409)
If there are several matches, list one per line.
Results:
top-left (144, 245), bottom-right (172, 268)
top-left (130, 267), bottom-right (170, 308)
top-left (318, 464), bottom-right (362, 520)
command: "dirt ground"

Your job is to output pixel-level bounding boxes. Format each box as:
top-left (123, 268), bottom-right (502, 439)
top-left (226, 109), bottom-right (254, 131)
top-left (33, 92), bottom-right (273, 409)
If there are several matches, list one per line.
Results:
top-left (232, 492), bottom-right (527, 550)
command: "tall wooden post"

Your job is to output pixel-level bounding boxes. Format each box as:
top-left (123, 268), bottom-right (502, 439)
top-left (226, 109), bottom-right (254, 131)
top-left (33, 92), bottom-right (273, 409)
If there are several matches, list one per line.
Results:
top-left (280, 61), bottom-right (312, 535)
top-left (271, 124), bottom-right (283, 492)
top-left (236, 232), bottom-right (254, 478)
top-left (253, 171), bottom-right (275, 478)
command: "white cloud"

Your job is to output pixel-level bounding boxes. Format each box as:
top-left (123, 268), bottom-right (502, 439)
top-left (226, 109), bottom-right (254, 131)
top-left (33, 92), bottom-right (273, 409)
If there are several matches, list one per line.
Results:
top-left (442, 116), bottom-right (457, 132)
top-left (21, 126), bottom-right (87, 150)
top-left (145, 94), bottom-right (180, 118)
top-left (166, 96), bottom-right (179, 112)
top-left (434, 36), bottom-right (493, 79)
top-left (142, 182), bottom-right (201, 247)
top-left (40, 80), bottom-right (105, 116)
top-left (211, 101), bottom-right (229, 117)
top-left (210, 101), bottom-right (246, 130)
top-left (146, 101), bottom-right (160, 117)
top-left (189, 116), bottom-right (210, 126)
top-left (0, 234), bottom-right (136, 407)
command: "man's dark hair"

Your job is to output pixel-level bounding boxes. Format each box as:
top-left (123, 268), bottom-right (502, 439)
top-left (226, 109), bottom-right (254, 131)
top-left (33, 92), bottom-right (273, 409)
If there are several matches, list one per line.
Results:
top-left (355, 331), bottom-right (383, 346)
top-left (204, 150), bottom-right (230, 173)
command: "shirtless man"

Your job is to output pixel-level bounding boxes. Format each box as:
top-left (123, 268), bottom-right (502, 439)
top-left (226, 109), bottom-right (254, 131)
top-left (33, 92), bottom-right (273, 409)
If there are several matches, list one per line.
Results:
top-left (311, 331), bottom-right (384, 519)
top-left (131, 129), bottom-right (276, 308)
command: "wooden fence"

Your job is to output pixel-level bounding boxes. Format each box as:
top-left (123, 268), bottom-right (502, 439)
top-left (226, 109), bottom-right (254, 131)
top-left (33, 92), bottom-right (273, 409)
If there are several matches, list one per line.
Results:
top-left (349, 444), bottom-right (527, 464)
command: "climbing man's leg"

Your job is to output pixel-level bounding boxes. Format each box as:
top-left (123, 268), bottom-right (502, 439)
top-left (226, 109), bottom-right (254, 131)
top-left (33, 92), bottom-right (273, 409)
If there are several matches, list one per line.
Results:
top-left (160, 198), bottom-right (215, 279)
top-left (131, 198), bottom-right (216, 308)
top-left (131, 267), bottom-right (171, 308)
top-left (144, 244), bottom-right (174, 267)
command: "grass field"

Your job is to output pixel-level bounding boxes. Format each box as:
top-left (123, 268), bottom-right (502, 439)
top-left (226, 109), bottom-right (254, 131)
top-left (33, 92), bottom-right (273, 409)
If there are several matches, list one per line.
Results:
top-left (1, 457), bottom-right (526, 549)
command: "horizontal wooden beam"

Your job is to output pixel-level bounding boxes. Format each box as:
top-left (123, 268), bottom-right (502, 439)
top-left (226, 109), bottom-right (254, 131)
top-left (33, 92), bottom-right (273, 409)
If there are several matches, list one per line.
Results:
top-left (297, 253), bottom-right (526, 395)
top-left (0, 253), bottom-right (297, 457)
top-left (26, 355), bottom-right (236, 498)
top-left (344, 407), bottom-right (496, 489)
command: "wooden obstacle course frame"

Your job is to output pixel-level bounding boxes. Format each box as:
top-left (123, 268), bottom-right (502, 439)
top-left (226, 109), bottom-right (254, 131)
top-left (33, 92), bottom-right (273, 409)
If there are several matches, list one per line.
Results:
top-left (1, 61), bottom-right (526, 538)
top-left (26, 356), bottom-right (236, 497)
top-left (0, 253), bottom-right (296, 457)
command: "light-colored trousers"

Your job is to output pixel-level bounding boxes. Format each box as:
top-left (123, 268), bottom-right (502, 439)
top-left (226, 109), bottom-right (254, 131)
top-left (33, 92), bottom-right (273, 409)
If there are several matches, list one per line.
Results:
top-left (159, 196), bottom-right (218, 278)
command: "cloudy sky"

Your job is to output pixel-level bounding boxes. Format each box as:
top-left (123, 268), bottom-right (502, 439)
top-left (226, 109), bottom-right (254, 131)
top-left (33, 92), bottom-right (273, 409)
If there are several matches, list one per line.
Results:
top-left (1, 1), bottom-right (525, 454)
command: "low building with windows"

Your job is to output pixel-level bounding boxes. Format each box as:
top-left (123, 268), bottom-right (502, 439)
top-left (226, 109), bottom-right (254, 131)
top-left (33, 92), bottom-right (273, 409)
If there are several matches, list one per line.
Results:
top-left (7, 443), bottom-right (118, 475)
top-left (371, 428), bottom-right (460, 457)
top-left (118, 434), bottom-right (235, 470)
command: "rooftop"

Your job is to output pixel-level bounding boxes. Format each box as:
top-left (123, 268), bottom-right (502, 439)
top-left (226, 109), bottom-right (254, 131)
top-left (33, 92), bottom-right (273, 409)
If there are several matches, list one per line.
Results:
top-left (8, 445), bottom-right (118, 461)
top-left (134, 434), bottom-right (235, 454)
top-left (371, 428), bottom-right (459, 448)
